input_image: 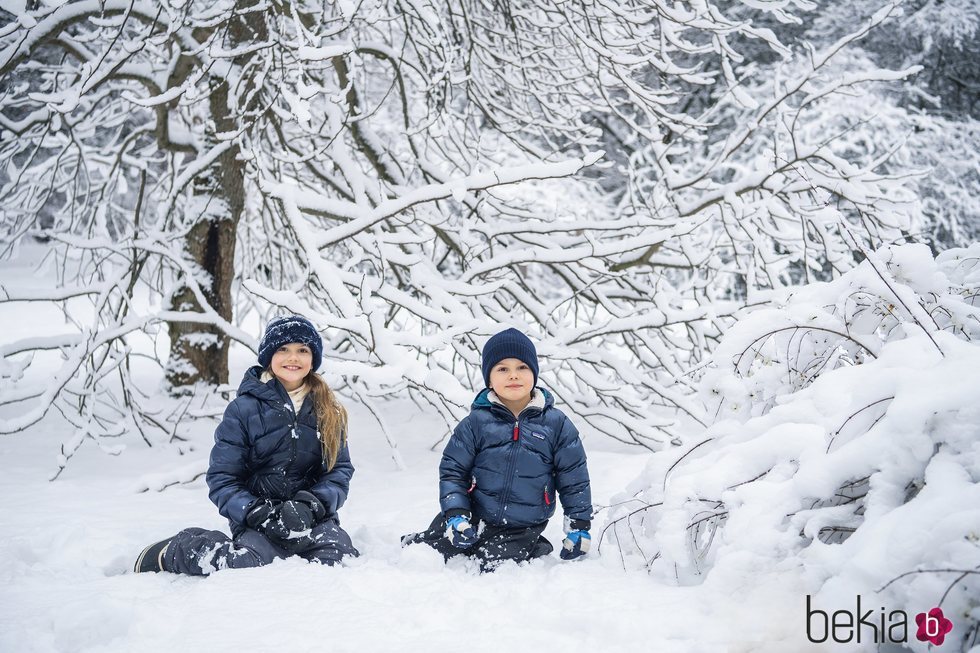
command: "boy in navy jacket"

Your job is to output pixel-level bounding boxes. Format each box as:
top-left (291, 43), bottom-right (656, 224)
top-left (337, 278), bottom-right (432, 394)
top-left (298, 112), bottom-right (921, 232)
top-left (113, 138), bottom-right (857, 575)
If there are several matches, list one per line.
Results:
top-left (406, 328), bottom-right (593, 570)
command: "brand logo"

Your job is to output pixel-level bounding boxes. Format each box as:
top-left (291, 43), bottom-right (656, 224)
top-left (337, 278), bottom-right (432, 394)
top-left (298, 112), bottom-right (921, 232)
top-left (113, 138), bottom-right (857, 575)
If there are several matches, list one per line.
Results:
top-left (806, 595), bottom-right (953, 645)
top-left (916, 608), bottom-right (954, 646)
top-left (530, 432), bottom-right (545, 439)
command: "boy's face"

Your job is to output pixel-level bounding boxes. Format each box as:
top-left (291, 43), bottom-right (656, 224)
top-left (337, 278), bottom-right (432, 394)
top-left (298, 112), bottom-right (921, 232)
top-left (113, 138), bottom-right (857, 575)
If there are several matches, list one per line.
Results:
top-left (488, 357), bottom-right (534, 403)
top-left (271, 342), bottom-right (313, 391)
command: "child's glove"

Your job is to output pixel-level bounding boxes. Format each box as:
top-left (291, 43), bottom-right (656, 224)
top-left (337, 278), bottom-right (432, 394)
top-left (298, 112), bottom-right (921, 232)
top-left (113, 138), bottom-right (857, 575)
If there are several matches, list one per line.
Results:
top-left (271, 499), bottom-right (316, 541)
top-left (245, 497), bottom-right (315, 546)
top-left (290, 490), bottom-right (328, 522)
top-left (444, 514), bottom-right (478, 549)
top-left (560, 530), bottom-right (591, 560)
top-left (245, 498), bottom-right (283, 532)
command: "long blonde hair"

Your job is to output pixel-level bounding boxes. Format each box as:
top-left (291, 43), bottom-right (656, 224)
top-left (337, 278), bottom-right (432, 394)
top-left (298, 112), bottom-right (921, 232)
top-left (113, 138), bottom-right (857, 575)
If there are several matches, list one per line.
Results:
top-left (306, 372), bottom-right (348, 470)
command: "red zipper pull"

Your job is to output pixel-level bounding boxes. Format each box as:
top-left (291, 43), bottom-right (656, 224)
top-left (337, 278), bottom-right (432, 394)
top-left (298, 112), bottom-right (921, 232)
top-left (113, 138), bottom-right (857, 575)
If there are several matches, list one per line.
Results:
top-left (544, 488), bottom-right (551, 506)
top-left (513, 421), bottom-right (519, 441)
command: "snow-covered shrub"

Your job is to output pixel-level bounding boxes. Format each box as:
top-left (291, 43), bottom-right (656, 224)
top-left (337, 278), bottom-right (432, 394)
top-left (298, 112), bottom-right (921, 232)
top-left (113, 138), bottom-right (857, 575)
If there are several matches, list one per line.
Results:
top-left (603, 243), bottom-right (980, 651)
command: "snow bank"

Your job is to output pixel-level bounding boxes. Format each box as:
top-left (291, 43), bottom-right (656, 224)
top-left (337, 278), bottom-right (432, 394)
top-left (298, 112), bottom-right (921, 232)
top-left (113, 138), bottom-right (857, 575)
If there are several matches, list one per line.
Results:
top-left (607, 243), bottom-right (980, 652)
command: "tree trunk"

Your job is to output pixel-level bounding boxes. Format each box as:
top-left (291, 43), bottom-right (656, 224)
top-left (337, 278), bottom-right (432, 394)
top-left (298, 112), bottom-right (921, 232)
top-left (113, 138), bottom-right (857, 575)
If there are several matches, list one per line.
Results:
top-left (163, 197), bottom-right (239, 388)
top-left (164, 129), bottom-right (242, 388)
top-left (165, 7), bottom-right (264, 390)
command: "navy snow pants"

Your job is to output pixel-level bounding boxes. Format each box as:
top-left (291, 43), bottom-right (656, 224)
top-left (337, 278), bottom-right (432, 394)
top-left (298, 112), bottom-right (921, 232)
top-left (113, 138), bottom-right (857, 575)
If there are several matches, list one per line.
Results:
top-left (406, 513), bottom-right (553, 571)
top-left (163, 519), bottom-right (358, 575)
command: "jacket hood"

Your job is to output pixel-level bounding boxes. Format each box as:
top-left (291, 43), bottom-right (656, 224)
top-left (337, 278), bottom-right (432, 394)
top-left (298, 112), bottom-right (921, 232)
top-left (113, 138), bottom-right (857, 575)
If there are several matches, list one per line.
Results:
top-left (237, 365), bottom-right (289, 404)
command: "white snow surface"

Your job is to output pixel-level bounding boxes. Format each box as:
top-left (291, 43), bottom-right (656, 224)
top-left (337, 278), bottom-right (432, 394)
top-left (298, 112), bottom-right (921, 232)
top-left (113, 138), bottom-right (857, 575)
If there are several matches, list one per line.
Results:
top-left (0, 393), bottom-right (814, 653)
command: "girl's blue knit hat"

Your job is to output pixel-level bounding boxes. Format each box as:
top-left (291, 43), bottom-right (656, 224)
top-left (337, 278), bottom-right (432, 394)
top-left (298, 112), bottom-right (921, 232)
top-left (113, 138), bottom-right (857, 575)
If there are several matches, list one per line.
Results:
top-left (481, 328), bottom-right (538, 388)
top-left (258, 315), bottom-right (323, 371)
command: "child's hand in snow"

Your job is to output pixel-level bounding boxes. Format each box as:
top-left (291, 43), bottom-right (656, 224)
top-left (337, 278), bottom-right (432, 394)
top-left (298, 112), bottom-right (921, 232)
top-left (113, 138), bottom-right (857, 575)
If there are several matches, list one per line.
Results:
top-left (444, 514), bottom-right (478, 549)
top-left (560, 530), bottom-right (591, 561)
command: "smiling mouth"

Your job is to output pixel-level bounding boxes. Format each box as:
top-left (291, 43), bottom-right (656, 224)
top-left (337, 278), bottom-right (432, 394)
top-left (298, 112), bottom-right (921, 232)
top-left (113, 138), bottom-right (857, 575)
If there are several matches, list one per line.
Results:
top-left (282, 365), bottom-right (303, 371)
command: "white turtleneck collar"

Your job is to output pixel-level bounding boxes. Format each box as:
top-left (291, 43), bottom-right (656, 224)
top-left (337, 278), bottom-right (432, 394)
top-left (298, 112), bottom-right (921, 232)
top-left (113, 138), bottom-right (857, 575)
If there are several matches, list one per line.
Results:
top-left (261, 371), bottom-right (310, 414)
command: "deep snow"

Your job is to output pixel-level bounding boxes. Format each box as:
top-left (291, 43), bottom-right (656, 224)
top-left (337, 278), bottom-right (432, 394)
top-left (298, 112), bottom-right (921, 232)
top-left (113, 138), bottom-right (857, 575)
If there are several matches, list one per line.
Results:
top-left (0, 389), bottom-right (814, 653)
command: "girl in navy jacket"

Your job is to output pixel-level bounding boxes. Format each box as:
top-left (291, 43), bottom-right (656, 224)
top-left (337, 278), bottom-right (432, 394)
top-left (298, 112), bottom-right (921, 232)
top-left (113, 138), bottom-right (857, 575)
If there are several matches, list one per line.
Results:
top-left (404, 328), bottom-right (593, 570)
top-left (134, 316), bottom-right (358, 574)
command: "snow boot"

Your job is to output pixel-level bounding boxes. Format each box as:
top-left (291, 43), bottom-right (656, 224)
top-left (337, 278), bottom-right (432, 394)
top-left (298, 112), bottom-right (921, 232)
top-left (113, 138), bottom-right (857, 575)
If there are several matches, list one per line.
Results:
top-left (529, 534), bottom-right (554, 559)
top-left (134, 538), bottom-right (172, 573)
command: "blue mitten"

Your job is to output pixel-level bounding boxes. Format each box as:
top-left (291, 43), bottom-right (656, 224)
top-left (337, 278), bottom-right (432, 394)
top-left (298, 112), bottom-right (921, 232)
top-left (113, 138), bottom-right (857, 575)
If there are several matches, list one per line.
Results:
top-left (444, 515), bottom-right (478, 549)
top-left (560, 530), bottom-right (591, 560)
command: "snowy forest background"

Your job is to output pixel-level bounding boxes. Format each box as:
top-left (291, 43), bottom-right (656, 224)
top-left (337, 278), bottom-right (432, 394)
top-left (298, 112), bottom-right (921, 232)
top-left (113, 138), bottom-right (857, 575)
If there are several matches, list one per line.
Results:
top-left (0, 0), bottom-right (978, 651)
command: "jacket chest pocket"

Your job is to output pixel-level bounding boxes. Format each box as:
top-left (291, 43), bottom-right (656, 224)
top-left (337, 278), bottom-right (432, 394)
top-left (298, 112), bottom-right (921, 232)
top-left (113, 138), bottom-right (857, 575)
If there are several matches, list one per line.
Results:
top-left (519, 433), bottom-right (553, 469)
top-left (521, 423), bottom-right (552, 446)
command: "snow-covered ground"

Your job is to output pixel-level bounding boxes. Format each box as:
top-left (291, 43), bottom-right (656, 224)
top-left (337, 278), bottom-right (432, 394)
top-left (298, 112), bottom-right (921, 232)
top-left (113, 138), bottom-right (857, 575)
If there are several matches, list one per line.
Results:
top-left (0, 392), bottom-right (816, 653)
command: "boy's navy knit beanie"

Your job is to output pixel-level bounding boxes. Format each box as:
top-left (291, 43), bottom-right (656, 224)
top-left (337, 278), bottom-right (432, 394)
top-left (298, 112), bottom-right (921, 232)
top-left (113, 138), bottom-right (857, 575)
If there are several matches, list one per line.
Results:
top-left (258, 315), bottom-right (323, 371)
top-left (481, 328), bottom-right (538, 388)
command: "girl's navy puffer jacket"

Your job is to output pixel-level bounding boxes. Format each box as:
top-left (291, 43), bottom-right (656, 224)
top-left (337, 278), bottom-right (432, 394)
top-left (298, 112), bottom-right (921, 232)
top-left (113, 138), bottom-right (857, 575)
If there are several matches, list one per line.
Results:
top-left (439, 388), bottom-right (592, 529)
top-left (206, 366), bottom-right (353, 535)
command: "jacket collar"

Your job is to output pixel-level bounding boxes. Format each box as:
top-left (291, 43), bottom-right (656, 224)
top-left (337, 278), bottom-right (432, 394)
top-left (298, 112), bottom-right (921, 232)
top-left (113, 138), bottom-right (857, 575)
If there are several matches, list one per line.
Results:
top-left (238, 365), bottom-right (294, 408)
top-left (472, 387), bottom-right (553, 418)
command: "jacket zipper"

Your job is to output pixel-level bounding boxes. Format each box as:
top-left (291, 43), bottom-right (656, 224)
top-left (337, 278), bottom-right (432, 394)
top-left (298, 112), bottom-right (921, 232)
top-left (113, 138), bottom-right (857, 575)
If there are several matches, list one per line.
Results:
top-left (285, 400), bottom-right (299, 479)
top-left (496, 419), bottom-right (522, 522)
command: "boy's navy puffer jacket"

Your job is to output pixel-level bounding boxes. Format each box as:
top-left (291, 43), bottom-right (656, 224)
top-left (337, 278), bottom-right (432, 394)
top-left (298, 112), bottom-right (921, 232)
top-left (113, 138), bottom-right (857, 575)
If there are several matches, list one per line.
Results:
top-left (206, 366), bottom-right (353, 535)
top-left (439, 388), bottom-right (592, 529)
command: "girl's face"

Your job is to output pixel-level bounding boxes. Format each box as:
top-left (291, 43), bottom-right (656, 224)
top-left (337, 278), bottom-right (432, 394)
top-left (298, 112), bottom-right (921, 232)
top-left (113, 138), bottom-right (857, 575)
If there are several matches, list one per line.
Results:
top-left (489, 357), bottom-right (534, 403)
top-left (271, 343), bottom-right (313, 391)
